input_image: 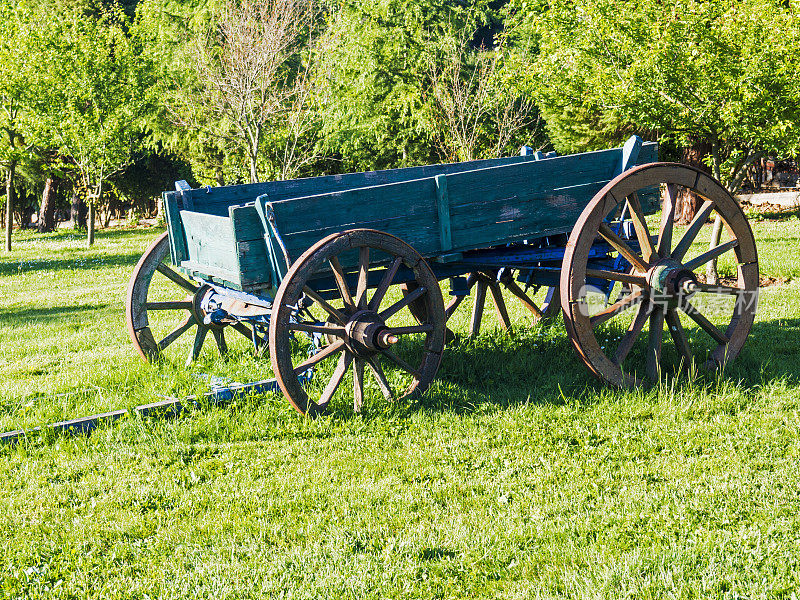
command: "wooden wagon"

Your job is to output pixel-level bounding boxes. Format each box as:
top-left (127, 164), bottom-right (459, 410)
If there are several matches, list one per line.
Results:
top-left (126, 136), bottom-right (759, 415)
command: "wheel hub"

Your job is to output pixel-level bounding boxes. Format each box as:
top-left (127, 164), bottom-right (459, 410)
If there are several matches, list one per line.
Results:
top-left (343, 310), bottom-right (397, 357)
top-left (647, 260), bottom-right (698, 298)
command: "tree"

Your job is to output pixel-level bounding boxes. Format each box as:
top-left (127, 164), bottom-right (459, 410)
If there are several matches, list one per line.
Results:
top-left (162, 0), bottom-right (314, 184)
top-left (0, 4), bottom-right (37, 251)
top-left (37, 3), bottom-right (153, 245)
top-left (514, 0), bottom-right (800, 189)
top-left (427, 28), bottom-right (543, 162)
top-left (311, 0), bottom-right (494, 172)
top-left (512, 0), bottom-right (800, 280)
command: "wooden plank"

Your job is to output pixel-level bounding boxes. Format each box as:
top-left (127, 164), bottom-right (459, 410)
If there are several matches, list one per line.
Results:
top-left (180, 153), bottom-right (540, 216)
top-left (229, 204), bottom-right (267, 240)
top-left (163, 192), bottom-right (188, 266)
top-left (617, 135), bottom-right (643, 175)
top-left (266, 142), bottom-right (659, 261)
top-left (229, 204), bottom-right (271, 286)
top-left (435, 174), bottom-right (452, 251)
top-left (180, 211), bottom-right (241, 282)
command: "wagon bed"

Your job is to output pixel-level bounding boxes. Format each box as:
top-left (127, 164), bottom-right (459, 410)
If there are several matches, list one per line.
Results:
top-left (165, 138), bottom-right (657, 294)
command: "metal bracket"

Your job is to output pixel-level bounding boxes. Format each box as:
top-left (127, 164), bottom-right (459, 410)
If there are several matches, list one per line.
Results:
top-left (255, 194), bottom-right (293, 287)
top-left (435, 174), bottom-right (452, 252)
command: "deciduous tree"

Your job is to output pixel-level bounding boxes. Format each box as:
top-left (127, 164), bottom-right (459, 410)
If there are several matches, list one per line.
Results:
top-left (38, 3), bottom-right (153, 245)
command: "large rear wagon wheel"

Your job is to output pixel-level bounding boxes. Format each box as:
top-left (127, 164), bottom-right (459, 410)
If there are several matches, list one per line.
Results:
top-left (561, 163), bottom-right (759, 387)
top-left (270, 229), bottom-right (446, 416)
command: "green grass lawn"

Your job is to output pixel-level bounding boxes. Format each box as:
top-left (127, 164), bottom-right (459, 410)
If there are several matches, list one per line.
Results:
top-left (2, 215), bottom-right (800, 599)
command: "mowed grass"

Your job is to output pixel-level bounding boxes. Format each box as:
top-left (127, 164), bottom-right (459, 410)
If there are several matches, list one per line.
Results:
top-left (1, 215), bottom-right (800, 599)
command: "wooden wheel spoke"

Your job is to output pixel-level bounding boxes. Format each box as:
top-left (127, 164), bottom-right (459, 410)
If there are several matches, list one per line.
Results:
top-left (599, 222), bottom-right (648, 272)
top-left (679, 298), bottom-right (729, 344)
top-left (646, 308), bottom-right (665, 380)
top-left (656, 183), bottom-right (679, 258)
top-left (156, 263), bottom-right (199, 293)
top-left (379, 286), bottom-right (426, 321)
top-left (388, 324), bottom-right (434, 336)
top-left (212, 329), bottom-right (228, 356)
top-left (665, 309), bottom-right (692, 367)
top-left (355, 246), bottom-right (370, 309)
top-left (288, 322), bottom-right (346, 337)
top-left (232, 322), bottom-right (254, 340)
top-left (381, 349), bottom-right (419, 376)
top-left (672, 200), bottom-right (714, 261)
top-left (366, 356), bottom-right (393, 401)
top-left (683, 239), bottom-right (739, 272)
top-left (318, 351), bottom-right (354, 406)
top-left (302, 286), bottom-right (347, 326)
top-left (445, 294), bottom-right (466, 320)
top-left (368, 257), bottom-right (403, 311)
top-left (612, 303), bottom-right (651, 366)
top-left (585, 268), bottom-right (647, 286)
top-left (329, 255), bottom-right (356, 311)
top-left (158, 316), bottom-right (196, 350)
top-left (590, 290), bottom-right (645, 328)
top-left (353, 358), bottom-right (365, 412)
top-left (145, 301), bottom-right (193, 311)
top-left (501, 277), bottom-right (543, 319)
top-left (293, 340), bottom-right (345, 374)
top-left (486, 278), bottom-right (511, 330)
top-left (626, 192), bottom-right (657, 263)
top-left (186, 325), bottom-right (208, 366)
top-left (470, 278), bottom-right (488, 336)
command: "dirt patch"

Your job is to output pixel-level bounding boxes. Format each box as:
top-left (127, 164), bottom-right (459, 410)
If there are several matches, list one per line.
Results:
top-left (741, 201), bottom-right (800, 221)
top-left (696, 273), bottom-right (791, 287)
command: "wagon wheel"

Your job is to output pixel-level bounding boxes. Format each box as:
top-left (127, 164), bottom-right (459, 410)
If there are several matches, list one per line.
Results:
top-left (126, 232), bottom-right (249, 365)
top-left (561, 163), bottom-right (759, 387)
top-left (402, 272), bottom-right (559, 339)
top-left (270, 229), bottom-right (447, 416)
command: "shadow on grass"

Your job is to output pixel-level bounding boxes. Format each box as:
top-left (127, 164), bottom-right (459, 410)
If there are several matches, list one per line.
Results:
top-left (722, 317), bottom-right (800, 387)
top-left (324, 316), bottom-right (800, 421)
top-left (0, 303), bottom-right (110, 325)
top-left (11, 317), bottom-right (797, 446)
top-left (745, 206), bottom-right (800, 221)
top-left (322, 326), bottom-right (589, 421)
top-left (0, 252), bottom-right (143, 277)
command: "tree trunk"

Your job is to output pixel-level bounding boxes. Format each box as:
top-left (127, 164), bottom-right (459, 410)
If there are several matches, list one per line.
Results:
top-left (676, 138), bottom-right (712, 224)
top-left (87, 201), bottom-right (95, 246)
top-left (71, 191), bottom-right (87, 229)
top-left (4, 161), bottom-right (15, 252)
top-left (38, 176), bottom-right (59, 233)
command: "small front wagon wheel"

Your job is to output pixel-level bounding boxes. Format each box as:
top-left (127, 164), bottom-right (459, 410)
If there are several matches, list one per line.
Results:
top-left (269, 229), bottom-right (447, 416)
top-left (561, 163), bottom-right (759, 387)
top-left (126, 232), bottom-right (250, 365)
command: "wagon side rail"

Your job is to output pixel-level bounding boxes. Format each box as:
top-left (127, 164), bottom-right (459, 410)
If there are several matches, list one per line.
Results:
top-left (262, 138), bottom-right (657, 274)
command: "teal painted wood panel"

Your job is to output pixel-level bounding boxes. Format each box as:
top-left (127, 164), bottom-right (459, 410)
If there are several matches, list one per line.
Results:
top-left (180, 153), bottom-right (538, 217)
top-left (170, 140), bottom-right (658, 289)
top-left (180, 211), bottom-right (242, 285)
top-left (269, 142), bottom-right (659, 262)
top-left (163, 192), bottom-right (188, 266)
top-left (228, 204), bottom-right (270, 287)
